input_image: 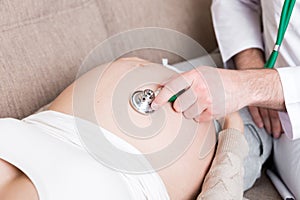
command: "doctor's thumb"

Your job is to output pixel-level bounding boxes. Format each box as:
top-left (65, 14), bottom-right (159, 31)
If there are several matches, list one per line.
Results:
top-left (151, 95), bottom-right (166, 110)
top-left (151, 87), bottom-right (174, 110)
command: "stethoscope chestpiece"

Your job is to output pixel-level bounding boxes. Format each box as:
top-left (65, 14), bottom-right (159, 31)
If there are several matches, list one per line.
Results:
top-left (130, 89), bottom-right (155, 115)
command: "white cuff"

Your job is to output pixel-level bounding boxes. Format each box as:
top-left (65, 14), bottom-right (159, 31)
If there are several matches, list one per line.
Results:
top-left (276, 67), bottom-right (300, 140)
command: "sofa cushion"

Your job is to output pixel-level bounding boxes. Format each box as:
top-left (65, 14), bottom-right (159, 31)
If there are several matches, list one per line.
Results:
top-left (98, 0), bottom-right (216, 62)
top-left (0, 0), bottom-right (107, 118)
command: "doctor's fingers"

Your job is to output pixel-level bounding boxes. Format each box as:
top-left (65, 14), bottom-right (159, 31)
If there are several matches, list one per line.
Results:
top-left (248, 106), bottom-right (264, 128)
top-left (268, 109), bottom-right (283, 138)
top-left (151, 74), bottom-right (192, 110)
top-left (181, 84), bottom-right (212, 119)
top-left (173, 88), bottom-right (197, 112)
top-left (194, 109), bottom-right (213, 122)
top-left (183, 101), bottom-right (208, 120)
top-left (259, 108), bottom-right (271, 134)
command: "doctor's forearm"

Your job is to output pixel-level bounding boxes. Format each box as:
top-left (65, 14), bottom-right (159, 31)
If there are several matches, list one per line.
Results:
top-left (237, 69), bottom-right (285, 110)
top-left (233, 48), bottom-right (265, 70)
top-left (232, 49), bottom-right (285, 109)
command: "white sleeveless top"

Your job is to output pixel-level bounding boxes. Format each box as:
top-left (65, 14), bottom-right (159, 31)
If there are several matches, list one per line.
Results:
top-left (0, 111), bottom-right (169, 200)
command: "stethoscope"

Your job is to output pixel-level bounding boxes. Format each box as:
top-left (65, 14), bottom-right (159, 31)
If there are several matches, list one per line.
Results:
top-left (265, 0), bottom-right (296, 68)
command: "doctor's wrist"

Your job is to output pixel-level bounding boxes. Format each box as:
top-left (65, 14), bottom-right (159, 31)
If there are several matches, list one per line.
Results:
top-left (233, 48), bottom-right (265, 70)
top-left (240, 69), bottom-right (285, 110)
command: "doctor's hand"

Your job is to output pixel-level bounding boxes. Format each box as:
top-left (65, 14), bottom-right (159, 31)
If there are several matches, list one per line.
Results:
top-left (248, 106), bottom-right (283, 139)
top-left (233, 48), bottom-right (284, 138)
top-left (151, 66), bottom-right (242, 122)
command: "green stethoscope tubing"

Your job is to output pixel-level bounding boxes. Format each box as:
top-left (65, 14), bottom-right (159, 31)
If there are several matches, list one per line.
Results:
top-left (265, 0), bottom-right (296, 68)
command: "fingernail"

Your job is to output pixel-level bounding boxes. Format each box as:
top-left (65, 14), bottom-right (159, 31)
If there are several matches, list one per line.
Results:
top-left (151, 103), bottom-right (159, 110)
top-left (258, 122), bottom-right (264, 128)
top-left (273, 131), bottom-right (281, 139)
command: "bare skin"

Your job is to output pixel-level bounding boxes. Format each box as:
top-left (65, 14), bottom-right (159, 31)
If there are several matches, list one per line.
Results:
top-left (0, 159), bottom-right (38, 200)
top-left (48, 57), bottom-right (216, 200)
top-left (233, 48), bottom-right (284, 138)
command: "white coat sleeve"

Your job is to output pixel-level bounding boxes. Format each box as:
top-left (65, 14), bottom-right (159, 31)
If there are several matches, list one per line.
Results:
top-left (211, 0), bottom-right (264, 66)
top-left (276, 67), bottom-right (300, 140)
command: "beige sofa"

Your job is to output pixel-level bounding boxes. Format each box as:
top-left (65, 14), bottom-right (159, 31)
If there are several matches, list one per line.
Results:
top-left (0, 0), bottom-right (281, 199)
